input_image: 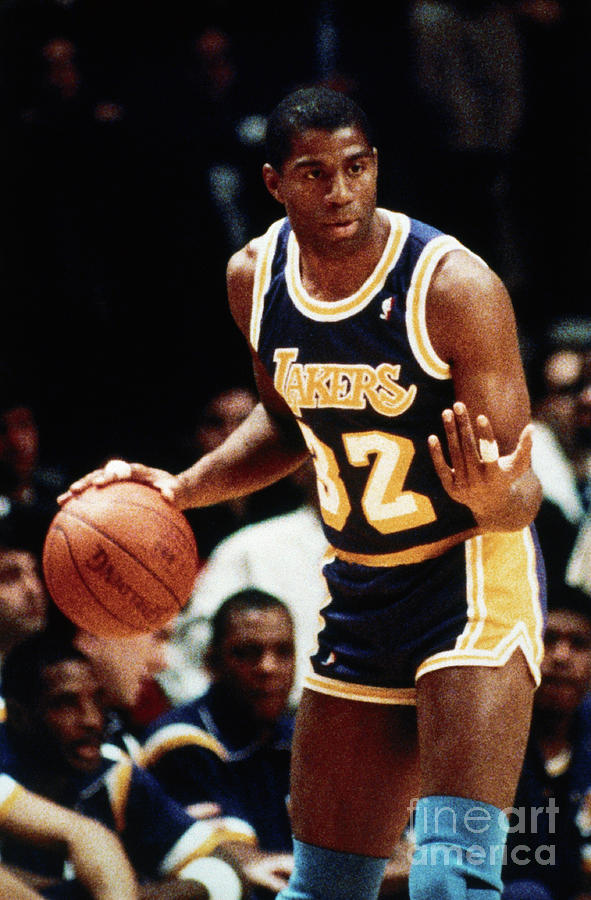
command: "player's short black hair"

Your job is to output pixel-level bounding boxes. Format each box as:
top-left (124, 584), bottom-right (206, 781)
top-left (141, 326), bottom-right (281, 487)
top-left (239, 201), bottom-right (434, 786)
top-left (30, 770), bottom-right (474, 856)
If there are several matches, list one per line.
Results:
top-left (207, 588), bottom-right (292, 665)
top-left (2, 629), bottom-right (86, 709)
top-left (265, 85), bottom-right (374, 172)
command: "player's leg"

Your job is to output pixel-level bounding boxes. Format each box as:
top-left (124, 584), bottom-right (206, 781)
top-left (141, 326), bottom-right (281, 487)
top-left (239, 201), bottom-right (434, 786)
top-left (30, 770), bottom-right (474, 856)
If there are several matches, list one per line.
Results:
top-left (409, 649), bottom-right (536, 899)
top-left (277, 688), bottom-right (419, 900)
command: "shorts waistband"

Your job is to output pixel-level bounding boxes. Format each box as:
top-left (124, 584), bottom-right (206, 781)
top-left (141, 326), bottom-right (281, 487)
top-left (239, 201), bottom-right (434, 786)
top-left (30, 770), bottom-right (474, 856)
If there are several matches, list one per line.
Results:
top-left (331, 529), bottom-right (479, 567)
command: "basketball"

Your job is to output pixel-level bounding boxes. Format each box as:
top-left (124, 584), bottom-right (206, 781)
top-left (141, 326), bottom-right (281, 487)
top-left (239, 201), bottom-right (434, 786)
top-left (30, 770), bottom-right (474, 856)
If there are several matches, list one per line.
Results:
top-left (42, 480), bottom-right (199, 637)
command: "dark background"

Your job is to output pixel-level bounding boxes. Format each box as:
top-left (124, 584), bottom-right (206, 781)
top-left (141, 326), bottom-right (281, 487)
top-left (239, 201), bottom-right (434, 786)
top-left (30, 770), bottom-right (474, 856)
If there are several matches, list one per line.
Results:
top-left (0, 0), bottom-right (587, 480)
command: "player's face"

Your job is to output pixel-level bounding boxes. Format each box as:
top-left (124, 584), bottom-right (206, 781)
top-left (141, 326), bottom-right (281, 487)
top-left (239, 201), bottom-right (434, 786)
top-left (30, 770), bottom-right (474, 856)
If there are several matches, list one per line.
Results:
top-left (0, 549), bottom-right (47, 644)
top-left (39, 659), bottom-right (105, 773)
top-left (0, 406), bottom-right (39, 486)
top-left (537, 610), bottom-right (591, 715)
top-left (215, 608), bottom-right (295, 725)
top-left (263, 126), bottom-right (378, 257)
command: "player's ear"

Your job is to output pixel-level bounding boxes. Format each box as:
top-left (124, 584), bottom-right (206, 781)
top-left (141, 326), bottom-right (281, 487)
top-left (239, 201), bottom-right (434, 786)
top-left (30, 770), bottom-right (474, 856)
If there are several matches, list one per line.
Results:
top-left (262, 163), bottom-right (283, 204)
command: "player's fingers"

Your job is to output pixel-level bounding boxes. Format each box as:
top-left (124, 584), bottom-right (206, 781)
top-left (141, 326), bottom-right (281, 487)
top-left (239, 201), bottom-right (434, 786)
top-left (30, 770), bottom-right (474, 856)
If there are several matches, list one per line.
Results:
top-left (441, 407), bottom-right (468, 482)
top-left (500, 422), bottom-right (534, 475)
top-left (452, 402), bottom-right (481, 467)
top-left (57, 459), bottom-right (135, 504)
top-left (57, 469), bottom-right (106, 504)
top-left (475, 415), bottom-right (499, 463)
top-left (428, 434), bottom-right (455, 491)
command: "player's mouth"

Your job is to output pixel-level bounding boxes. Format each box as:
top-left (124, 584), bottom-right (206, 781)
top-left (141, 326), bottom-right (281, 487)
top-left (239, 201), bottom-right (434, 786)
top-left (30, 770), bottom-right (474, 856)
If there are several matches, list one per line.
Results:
top-left (324, 219), bottom-right (359, 237)
top-left (71, 736), bottom-right (102, 767)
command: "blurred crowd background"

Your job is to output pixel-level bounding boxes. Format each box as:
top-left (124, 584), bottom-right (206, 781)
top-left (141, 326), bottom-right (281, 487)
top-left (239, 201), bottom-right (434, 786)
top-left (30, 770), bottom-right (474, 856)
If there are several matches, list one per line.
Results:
top-left (0, 0), bottom-right (587, 482)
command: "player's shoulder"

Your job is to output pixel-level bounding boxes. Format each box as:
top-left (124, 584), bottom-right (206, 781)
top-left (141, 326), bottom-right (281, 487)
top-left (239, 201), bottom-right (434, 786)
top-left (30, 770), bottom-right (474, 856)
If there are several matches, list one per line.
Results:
top-left (227, 217), bottom-right (287, 292)
top-left (226, 237), bottom-right (261, 333)
top-left (430, 245), bottom-right (498, 298)
top-left (227, 237), bottom-right (258, 286)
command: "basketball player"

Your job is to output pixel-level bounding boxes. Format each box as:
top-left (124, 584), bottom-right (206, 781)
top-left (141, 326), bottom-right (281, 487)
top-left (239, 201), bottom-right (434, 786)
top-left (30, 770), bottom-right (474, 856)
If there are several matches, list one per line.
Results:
top-left (64, 86), bottom-right (546, 899)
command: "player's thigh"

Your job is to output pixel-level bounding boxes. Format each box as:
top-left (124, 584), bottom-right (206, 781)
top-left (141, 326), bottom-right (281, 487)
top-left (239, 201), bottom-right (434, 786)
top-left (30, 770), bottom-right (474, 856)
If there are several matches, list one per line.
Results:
top-left (288, 688), bottom-right (420, 856)
top-left (416, 648), bottom-right (535, 810)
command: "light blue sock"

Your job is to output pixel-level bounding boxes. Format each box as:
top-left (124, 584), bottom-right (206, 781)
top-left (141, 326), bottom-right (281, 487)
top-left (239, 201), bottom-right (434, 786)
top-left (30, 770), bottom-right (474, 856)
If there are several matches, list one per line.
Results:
top-left (409, 795), bottom-right (510, 899)
top-left (276, 837), bottom-right (389, 900)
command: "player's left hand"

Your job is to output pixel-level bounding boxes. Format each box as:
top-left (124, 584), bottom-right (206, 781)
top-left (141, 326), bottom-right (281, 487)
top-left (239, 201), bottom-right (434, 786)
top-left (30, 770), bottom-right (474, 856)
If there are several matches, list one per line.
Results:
top-left (428, 402), bottom-right (535, 529)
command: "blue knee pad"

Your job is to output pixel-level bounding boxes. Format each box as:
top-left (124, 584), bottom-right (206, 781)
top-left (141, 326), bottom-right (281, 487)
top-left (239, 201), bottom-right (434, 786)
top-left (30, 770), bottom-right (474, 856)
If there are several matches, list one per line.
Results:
top-left (276, 838), bottom-right (389, 900)
top-left (409, 795), bottom-right (509, 900)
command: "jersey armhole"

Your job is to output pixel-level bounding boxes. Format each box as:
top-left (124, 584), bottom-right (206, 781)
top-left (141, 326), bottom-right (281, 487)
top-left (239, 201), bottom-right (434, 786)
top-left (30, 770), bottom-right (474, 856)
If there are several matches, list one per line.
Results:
top-left (250, 219), bottom-right (285, 351)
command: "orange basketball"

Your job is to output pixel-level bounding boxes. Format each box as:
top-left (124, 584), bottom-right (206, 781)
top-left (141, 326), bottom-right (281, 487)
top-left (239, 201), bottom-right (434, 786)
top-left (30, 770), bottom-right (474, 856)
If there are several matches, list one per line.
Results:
top-left (42, 481), bottom-right (199, 637)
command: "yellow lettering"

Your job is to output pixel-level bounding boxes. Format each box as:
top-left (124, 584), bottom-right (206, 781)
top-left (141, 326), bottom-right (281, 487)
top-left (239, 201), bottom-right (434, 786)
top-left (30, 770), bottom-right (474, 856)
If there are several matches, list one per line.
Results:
top-left (272, 350), bottom-right (417, 417)
top-left (273, 348), bottom-right (299, 396)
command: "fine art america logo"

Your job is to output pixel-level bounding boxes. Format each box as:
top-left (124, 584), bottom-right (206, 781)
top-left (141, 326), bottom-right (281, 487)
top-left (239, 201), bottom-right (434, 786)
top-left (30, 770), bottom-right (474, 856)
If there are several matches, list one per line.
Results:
top-left (409, 798), bottom-right (559, 867)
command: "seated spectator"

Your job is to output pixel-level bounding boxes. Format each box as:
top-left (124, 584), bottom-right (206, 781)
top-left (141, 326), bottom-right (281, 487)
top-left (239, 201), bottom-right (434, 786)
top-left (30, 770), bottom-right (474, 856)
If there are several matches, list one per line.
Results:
top-left (531, 328), bottom-right (591, 516)
top-left (143, 589), bottom-right (296, 898)
top-left (0, 772), bottom-right (138, 899)
top-left (0, 630), bottom-right (252, 899)
top-left (528, 321), bottom-right (591, 594)
top-left (502, 584), bottom-right (591, 900)
top-left (144, 590), bottom-right (413, 898)
top-left (160, 460), bottom-right (327, 706)
top-left (0, 537), bottom-right (47, 674)
top-left (72, 621), bottom-right (175, 759)
top-left (0, 379), bottom-right (69, 557)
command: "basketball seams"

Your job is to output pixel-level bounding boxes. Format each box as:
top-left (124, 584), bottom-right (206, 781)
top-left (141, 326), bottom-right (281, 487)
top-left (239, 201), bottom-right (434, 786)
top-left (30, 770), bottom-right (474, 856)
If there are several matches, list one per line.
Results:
top-left (72, 494), bottom-right (197, 556)
top-left (43, 482), bottom-right (199, 636)
top-left (46, 524), bottom-right (139, 633)
top-left (58, 507), bottom-right (188, 609)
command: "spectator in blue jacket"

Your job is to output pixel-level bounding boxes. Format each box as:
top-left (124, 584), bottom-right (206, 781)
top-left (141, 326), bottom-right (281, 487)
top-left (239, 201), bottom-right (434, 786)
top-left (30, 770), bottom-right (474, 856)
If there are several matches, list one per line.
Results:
top-left (503, 584), bottom-right (591, 900)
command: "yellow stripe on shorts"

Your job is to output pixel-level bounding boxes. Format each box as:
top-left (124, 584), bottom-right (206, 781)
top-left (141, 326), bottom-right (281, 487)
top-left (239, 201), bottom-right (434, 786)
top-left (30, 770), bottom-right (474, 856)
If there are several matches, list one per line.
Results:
top-left (416, 528), bottom-right (545, 685)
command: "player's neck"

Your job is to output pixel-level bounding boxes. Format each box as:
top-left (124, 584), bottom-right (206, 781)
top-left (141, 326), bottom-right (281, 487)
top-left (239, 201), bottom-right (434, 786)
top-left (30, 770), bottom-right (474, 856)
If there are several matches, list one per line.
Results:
top-left (298, 210), bottom-right (389, 302)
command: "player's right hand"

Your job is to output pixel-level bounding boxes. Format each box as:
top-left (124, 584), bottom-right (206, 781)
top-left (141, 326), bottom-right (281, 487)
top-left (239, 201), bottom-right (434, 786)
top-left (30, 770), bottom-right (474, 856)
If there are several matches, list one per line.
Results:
top-left (58, 459), bottom-right (179, 506)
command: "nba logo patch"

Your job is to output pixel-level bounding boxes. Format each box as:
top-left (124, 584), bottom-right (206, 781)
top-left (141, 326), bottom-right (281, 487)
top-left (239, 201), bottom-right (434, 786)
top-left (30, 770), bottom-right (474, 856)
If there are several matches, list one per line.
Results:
top-left (380, 297), bottom-right (396, 320)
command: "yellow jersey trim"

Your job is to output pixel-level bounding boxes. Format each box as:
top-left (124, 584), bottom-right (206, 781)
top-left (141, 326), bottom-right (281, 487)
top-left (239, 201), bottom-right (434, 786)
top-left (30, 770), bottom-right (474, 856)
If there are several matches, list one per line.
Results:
top-left (405, 235), bottom-right (461, 380)
top-left (305, 672), bottom-right (417, 705)
top-left (106, 758), bottom-right (133, 834)
top-left (285, 210), bottom-right (411, 321)
top-left (250, 219), bottom-right (284, 351)
top-left (141, 724), bottom-right (229, 768)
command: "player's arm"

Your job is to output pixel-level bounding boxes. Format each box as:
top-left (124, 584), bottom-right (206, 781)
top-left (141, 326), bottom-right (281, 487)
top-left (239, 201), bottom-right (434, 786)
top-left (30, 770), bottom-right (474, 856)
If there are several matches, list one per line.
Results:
top-left (0, 865), bottom-right (47, 899)
top-left (172, 242), bottom-right (309, 511)
top-left (426, 250), bottom-right (542, 532)
top-left (60, 241), bottom-right (310, 511)
top-left (1, 782), bottom-right (139, 899)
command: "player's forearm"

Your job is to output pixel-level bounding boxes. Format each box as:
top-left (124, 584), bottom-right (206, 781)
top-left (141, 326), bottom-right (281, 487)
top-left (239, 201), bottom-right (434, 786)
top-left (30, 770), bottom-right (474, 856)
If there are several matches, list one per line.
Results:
top-left (68, 820), bottom-right (138, 899)
top-left (0, 867), bottom-right (46, 899)
top-left (174, 402), bottom-right (309, 510)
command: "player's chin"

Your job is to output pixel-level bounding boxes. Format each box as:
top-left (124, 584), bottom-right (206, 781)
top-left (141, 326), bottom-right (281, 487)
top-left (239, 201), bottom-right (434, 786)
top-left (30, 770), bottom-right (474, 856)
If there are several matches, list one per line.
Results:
top-left (252, 690), bottom-right (290, 722)
top-left (68, 742), bottom-right (102, 771)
